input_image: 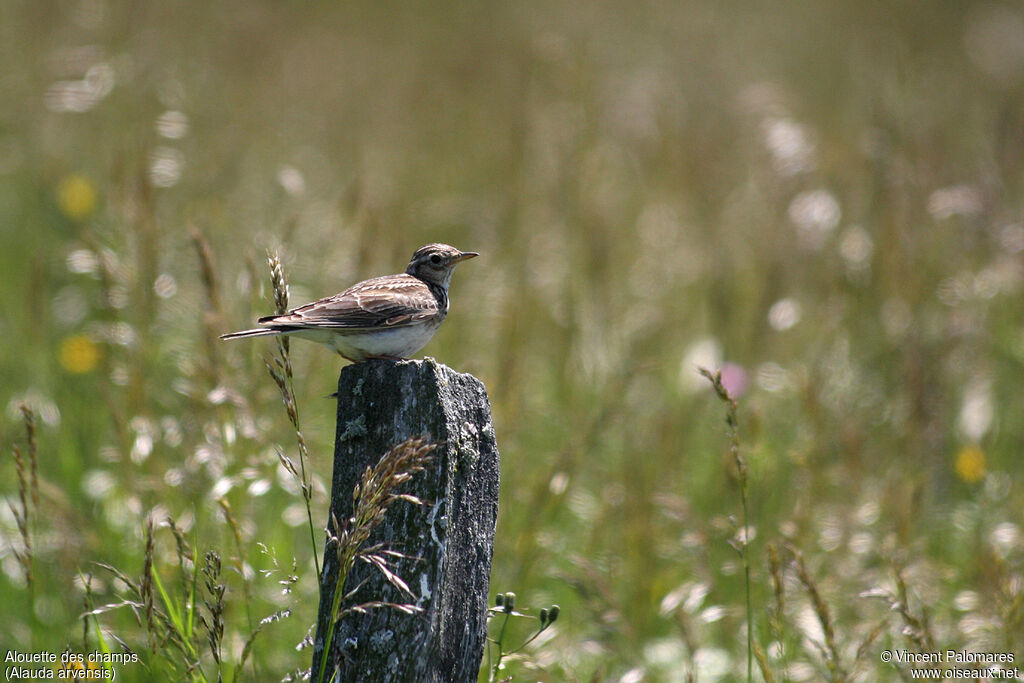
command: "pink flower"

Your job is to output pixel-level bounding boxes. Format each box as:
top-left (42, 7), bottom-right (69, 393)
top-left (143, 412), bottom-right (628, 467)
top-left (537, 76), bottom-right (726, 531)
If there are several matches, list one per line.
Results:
top-left (720, 363), bottom-right (748, 397)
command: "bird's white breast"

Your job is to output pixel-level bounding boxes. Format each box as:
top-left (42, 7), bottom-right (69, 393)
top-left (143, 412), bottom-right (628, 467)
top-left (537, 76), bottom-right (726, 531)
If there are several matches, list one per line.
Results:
top-left (292, 317), bottom-right (445, 362)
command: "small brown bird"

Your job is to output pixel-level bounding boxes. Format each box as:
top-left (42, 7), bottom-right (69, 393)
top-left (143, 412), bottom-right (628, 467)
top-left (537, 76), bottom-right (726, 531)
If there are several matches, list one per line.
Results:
top-left (221, 243), bottom-right (478, 362)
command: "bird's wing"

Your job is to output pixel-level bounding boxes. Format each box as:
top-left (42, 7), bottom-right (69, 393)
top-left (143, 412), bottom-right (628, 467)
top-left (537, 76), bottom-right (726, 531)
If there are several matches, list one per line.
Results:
top-left (257, 274), bottom-right (439, 330)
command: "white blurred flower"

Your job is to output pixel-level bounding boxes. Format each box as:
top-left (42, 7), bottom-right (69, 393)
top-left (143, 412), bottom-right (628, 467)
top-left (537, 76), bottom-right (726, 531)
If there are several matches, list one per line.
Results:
top-left (958, 378), bottom-right (993, 441)
top-left (763, 117), bottom-right (816, 176)
top-left (248, 479), bottom-right (272, 497)
top-left (693, 648), bottom-right (733, 681)
top-left (67, 249), bottom-right (99, 275)
top-left (953, 590), bottom-right (979, 611)
top-left (278, 166), bottom-right (306, 196)
top-left (989, 522), bottom-right (1021, 559)
top-left (282, 503), bottom-right (308, 527)
top-left (82, 470), bottom-right (116, 500)
top-left (618, 669), bottom-right (644, 683)
top-left (768, 298), bottom-right (801, 331)
top-left (154, 273), bottom-right (178, 299)
top-left (680, 338), bottom-right (722, 392)
top-left (757, 362), bottom-right (793, 392)
top-left (644, 638), bottom-right (686, 667)
top-left (45, 62), bottom-right (115, 113)
top-left (210, 476), bottom-right (234, 499)
top-left (700, 606), bottom-right (726, 623)
top-left (155, 110), bottom-right (189, 139)
top-left (149, 147), bottom-right (184, 187)
top-left (789, 190), bottom-right (841, 250)
top-left (927, 185), bottom-right (983, 220)
top-left (838, 225), bottom-right (873, 270)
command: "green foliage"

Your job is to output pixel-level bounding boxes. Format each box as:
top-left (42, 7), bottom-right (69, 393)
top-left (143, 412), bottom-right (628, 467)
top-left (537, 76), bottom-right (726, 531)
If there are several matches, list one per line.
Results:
top-left (3, 0), bottom-right (1024, 681)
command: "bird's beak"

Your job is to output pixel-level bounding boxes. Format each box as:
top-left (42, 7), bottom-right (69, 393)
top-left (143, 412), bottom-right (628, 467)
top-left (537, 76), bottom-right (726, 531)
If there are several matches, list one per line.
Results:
top-left (455, 251), bottom-right (479, 262)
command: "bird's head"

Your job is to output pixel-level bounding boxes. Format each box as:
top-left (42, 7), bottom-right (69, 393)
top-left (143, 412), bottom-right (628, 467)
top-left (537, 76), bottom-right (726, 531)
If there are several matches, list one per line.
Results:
top-left (406, 243), bottom-right (478, 287)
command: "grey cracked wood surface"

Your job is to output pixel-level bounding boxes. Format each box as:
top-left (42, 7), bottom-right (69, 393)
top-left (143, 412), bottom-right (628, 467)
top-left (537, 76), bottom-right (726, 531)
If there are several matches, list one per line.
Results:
top-left (312, 358), bottom-right (500, 683)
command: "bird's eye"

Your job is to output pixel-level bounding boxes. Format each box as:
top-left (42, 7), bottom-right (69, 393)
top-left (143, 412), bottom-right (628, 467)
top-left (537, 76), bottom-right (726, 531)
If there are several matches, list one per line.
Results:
top-left (430, 254), bottom-right (442, 265)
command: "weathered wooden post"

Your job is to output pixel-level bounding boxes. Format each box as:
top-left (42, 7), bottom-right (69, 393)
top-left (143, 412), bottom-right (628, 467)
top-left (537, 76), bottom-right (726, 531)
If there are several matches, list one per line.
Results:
top-left (311, 358), bottom-right (500, 682)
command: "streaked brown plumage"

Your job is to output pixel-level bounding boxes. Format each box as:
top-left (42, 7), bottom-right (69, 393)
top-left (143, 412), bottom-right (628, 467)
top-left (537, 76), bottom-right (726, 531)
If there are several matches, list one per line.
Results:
top-left (221, 244), bottom-right (477, 361)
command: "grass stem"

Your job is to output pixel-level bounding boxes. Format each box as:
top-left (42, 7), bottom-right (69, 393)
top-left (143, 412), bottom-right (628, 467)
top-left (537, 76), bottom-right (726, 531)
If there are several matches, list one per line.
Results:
top-left (700, 367), bottom-right (753, 683)
top-left (265, 251), bottom-right (322, 583)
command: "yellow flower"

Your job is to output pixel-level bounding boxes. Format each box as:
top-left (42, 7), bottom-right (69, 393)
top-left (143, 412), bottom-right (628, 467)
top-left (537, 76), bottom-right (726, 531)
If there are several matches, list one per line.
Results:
top-left (59, 335), bottom-right (101, 374)
top-left (954, 445), bottom-right (986, 484)
top-left (57, 174), bottom-right (98, 221)
top-left (54, 657), bottom-right (107, 678)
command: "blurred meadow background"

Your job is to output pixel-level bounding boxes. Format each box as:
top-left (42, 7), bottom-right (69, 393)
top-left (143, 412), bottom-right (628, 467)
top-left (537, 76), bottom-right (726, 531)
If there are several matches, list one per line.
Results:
top-left (3, 0), bottom-right (1024, 680)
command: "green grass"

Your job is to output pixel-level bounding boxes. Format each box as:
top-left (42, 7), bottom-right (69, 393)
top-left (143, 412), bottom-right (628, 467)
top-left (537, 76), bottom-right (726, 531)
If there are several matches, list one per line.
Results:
top-left (3, 0), bottom-right (1024, 680)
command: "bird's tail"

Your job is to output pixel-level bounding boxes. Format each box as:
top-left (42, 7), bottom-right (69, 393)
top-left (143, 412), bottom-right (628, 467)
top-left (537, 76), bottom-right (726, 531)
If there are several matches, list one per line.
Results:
top-left (220, 327), bottom-right (282, 341)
